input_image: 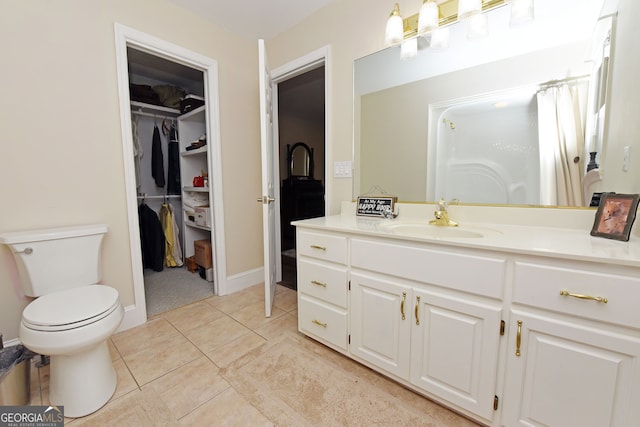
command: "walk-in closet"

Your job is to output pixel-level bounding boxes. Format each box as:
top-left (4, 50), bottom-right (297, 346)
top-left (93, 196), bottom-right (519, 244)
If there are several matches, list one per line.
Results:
top-left (127, 47), bottom-right (215, 316)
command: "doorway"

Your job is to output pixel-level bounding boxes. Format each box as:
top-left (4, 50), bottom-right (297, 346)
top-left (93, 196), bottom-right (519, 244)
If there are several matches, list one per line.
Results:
top-left (275, 66), bottom-right (327, 290)
top-left (114, 24), bottom-right (227, 326)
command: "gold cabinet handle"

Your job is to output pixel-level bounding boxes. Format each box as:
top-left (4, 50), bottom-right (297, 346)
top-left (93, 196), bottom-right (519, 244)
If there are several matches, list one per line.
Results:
top-left (310, 244), bottom-right (326, 251)
top-left (560, 290), bottom-right (608, 304)
top-left (415, 296), bottom-right (420, 325)
top-left (312, 319), bottom-right (327, 328)
top-left (400, 292), bottom-right (406, 320)
top-left (515, 320), bottom-right (522, 357)
top-left (311, 280), bottom-right (327, 288)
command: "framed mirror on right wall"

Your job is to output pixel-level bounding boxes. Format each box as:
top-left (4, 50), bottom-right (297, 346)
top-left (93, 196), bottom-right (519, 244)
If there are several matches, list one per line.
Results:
top-left (353, 0), bottom-right (632, 208)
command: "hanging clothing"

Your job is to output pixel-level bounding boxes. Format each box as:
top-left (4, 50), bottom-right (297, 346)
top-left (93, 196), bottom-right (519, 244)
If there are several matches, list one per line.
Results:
top-left (159, 203), bottom-right (183, 267)
top-left (139, 203), bottom-right (165, 272)
top-left (151, 125), bottom-right (165, 187)
top-left (167, 125), bottom-right (181, 194)
top-left (131, 115), bottom-right (143, 192)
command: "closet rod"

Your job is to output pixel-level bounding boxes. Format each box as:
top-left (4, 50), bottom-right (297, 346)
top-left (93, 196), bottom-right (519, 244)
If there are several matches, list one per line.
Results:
top-left (137, 195), bottom-right (182, 200)
top-left (131, 110), bottom-right (178, 121)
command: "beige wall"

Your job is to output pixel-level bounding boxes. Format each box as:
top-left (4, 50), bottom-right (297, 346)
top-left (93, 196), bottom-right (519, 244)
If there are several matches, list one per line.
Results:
top-left (1, 0), bottom-right (638, 342)
top-left (0, 0), bottom-right (261, 341)
top-left (268, 0), bottom-right (640, 209)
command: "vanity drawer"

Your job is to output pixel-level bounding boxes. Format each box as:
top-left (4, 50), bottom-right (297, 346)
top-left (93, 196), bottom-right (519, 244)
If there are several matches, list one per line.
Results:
top-left (297, 230), bottom-right (347, 265)
top-left (351, 238), bottom-right (505, 299)
top-left (298, 294), bottom-right (348, 351)
top-left (298, 258), bottom-right (348, 308)
top-left (513, 261), bottom-right (640, 329)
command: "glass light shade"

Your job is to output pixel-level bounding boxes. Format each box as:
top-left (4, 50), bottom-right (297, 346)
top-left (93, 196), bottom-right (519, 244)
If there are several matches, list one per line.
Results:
top-left (385, 4), bottom-right (404, 46)
top-left (458, 0), bottom-right (482, 20)
top-left (509, 0), bottom-right (534, 27)
top-left (430, 27), bottom-right (450, 50)
top-left (418, 1), bottom-right (439, 35)
top-left (400, 37), bottom-right (418, 60)
top-left (467, 13), bottom-right (488, 38)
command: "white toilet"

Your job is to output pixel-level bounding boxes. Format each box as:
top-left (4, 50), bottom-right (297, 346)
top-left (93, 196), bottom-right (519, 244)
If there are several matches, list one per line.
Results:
top-left (0, 224), bottom-right (124, 418)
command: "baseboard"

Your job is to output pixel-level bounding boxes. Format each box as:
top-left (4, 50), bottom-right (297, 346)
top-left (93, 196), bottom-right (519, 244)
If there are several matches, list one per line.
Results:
top-left (116, 304), bottom-right (145, 333)
top-left (224, 267), bottom-right (264, 295)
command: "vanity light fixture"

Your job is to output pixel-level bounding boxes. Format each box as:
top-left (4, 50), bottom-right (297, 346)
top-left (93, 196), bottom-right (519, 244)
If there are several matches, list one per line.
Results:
top-left (384, 0), bottom-right (535, 56)
top-left (418, 0), bottom-right (440, 34)
top-left (385, 3), bottom-right (404, 46)
top-left (507, 0), bottom-right (534, 27)
top-left (458, 0), bottom-right (482, 20)
top-left (400, 37), bottom-right (419, 59)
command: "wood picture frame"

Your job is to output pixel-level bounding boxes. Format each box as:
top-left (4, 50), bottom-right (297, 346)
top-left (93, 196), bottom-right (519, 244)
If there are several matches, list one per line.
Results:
top-left (590, 193), bottom-right (640, 241)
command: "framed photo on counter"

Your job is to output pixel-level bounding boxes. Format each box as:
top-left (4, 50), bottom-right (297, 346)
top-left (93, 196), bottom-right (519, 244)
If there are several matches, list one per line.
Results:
top-left (590, 193), bottom-right (640, 241)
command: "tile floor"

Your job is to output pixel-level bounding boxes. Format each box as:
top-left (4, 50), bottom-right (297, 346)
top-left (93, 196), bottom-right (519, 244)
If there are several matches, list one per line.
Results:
top-left (27, 283), bottom-right (476, 426)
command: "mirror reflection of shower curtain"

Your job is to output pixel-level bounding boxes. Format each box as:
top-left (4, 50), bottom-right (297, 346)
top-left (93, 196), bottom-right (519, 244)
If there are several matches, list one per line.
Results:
top-left (537, 84), bottom-right (585, 206)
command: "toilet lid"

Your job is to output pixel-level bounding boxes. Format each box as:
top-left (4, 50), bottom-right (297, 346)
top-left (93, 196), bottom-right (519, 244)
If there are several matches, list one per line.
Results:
top-left (22, 285), bottom-right (120, 331)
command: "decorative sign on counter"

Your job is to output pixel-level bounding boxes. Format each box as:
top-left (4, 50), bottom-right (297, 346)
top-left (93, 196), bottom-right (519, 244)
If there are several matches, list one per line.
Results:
top-left (356, 196), bottom-right (397, 217)
top-left (590, 193), bottom-right (639, 241)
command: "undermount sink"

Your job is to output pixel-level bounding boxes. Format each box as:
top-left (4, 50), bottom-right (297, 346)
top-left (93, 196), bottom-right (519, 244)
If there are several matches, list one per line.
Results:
top-left (379, 221), bottom-right (494, 238)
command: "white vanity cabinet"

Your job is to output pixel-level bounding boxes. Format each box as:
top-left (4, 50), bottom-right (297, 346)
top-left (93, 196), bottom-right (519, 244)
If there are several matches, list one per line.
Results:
top-left (294, 215), bottom-right (640, 427)
top-left (502, 258), bottom-right (640, 427)
top-left (296, 230), bottom-right (349, 353)
top-left (350, 237), bottom-right (505, 422)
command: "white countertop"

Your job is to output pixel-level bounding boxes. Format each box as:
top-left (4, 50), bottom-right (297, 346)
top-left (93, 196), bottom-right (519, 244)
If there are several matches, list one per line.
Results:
top-left (293, 209), bottom-right (640, 268)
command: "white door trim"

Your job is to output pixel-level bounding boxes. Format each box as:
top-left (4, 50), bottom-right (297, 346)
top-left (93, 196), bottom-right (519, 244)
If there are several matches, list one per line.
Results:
top-left (113, 23), bottom-right (228, 328)
top-left (272, 45), bottom-right (332, 214)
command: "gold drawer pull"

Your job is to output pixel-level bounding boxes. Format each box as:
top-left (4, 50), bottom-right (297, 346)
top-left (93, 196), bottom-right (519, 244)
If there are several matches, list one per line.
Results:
top-left (400, 292), bottom-right (406, 320)
top-left (310, 244), bottom-right (326, 251)
top-left (560, 290), bottom-right (608, 304)
top-left (312, 319), bottom-right (327, 328)
top-left (415, 296), bottom-right (420, 326)
top-left (516, 320), bottom-right (522, 357)
top-left (311, 280), bottom-right (327, 287)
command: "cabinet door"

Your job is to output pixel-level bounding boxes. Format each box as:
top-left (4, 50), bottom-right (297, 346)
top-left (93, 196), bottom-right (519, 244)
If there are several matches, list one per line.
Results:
top-left (503, 310), bottom-right (640, 427)
top-left (350, 272), bottom-right (411, 379)
top-left (410, 288), bottom-right (502, 421)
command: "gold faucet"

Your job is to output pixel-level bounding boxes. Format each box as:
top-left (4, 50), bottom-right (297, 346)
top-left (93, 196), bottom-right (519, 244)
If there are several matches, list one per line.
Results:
top-left (429, 198), bottom-right (458, 227)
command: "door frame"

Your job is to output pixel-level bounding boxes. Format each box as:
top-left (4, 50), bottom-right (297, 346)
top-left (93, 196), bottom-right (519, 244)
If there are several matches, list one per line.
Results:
top-left (114, 23), bottom-right (228, 326)
top-left (269, 45), bottom-right (331, 282)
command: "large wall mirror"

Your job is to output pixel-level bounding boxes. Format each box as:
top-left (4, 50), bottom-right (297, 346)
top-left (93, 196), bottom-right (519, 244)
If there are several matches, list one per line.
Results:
top-left (354, 0), bottom-right (618, 207)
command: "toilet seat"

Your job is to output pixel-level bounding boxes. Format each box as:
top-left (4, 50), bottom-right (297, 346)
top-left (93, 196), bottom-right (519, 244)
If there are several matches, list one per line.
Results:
top-left (22, 285), bottom-right (120, 332)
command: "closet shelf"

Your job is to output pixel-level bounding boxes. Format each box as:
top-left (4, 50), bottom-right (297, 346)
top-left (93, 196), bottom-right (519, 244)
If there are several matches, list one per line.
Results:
top-left (183, 186), bottom-right (209, 193)
top-left (181, 146), bottom-right (207, 157)
top-left (184, 219), bottom-right (211, 232)
top-left (130, 101), bottom-right (180, 116)
top-left (179, 105), bottom-right (206, 121)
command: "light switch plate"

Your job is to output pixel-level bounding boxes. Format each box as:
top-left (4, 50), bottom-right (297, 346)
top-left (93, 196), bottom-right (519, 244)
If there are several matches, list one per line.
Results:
top-left (623, 145), bottom-right (630, 172)
top-left (334, 161), bottom-right (352, 178)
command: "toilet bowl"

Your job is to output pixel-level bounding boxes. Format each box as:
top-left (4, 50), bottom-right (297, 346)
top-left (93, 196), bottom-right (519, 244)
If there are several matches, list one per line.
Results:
top-left (0, 225), bottom-right (124, 418)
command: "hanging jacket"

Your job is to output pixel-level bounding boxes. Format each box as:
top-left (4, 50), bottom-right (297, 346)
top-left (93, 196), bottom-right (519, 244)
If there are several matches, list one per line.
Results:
top-left (151, 125), bottom-right (165, 187)
top-left (167, 125), bottom-right (180, 194)
top-left (159, 203), bottom-right (183, 267)
top-left (139, 203), bottom-right (165, 272)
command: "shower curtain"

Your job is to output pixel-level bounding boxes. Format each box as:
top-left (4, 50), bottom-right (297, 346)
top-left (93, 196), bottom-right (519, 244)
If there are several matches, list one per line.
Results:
top-left (537, 84), bottom-right (585, 206)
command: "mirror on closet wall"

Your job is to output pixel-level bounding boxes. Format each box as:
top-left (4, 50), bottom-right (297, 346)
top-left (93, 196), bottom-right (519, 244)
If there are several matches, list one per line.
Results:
top-left (353, 0), bottom-right (619, 207)
top-left (127, 47), bottom-right (214, 316)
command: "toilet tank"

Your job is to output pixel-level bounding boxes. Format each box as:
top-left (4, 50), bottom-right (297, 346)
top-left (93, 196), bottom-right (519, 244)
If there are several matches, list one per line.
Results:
top-left (0, 224), bottom-right (108, 297)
